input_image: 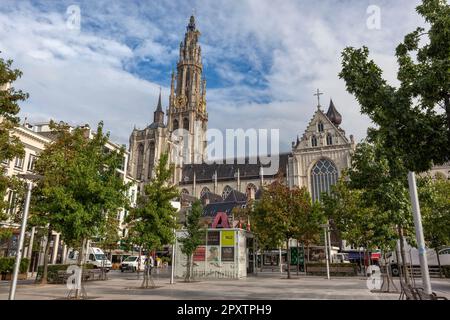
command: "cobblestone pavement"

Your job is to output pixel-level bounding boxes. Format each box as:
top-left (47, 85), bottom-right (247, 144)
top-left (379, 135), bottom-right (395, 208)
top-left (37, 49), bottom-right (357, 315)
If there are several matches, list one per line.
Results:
top-left (0, 270), bottom-right (448, 300)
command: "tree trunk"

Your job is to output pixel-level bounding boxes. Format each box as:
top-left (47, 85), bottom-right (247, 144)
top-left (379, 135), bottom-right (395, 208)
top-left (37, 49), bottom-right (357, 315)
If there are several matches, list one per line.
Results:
top-left (398, 226), bottom-right (410, 286)
top-left (40, 227), bottom-right (53, 285)
top-left (435, 247), bottom-right (443, 278)
top-left (286, 238), bottom-right (291, 279)
top-left (444, 94), bottom-right (450, 136)
top-left (185, 254), bottom-right (191, 282)
top-left (75, 238), bottom-right (86, 299)
top-left (296, 240), bottom-right (299, 276)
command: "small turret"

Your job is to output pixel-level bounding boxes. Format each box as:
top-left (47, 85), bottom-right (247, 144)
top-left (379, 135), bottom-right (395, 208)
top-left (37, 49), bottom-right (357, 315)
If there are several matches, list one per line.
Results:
top-left (326, 99), bottom-right (342, 126)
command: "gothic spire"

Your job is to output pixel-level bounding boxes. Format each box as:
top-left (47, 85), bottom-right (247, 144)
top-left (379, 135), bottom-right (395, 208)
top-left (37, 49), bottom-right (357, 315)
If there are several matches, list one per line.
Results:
top-left (156, 87), bottom-right (162, 112)
top-left (326, 99), bottom-right (342, 126)
top-left (187, 15), bottom-right (196, 31)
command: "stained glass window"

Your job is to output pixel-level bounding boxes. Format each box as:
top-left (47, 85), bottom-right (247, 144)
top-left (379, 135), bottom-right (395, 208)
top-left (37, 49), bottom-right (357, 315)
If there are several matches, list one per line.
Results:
top-left (311, 159), bottom-right (338, 202)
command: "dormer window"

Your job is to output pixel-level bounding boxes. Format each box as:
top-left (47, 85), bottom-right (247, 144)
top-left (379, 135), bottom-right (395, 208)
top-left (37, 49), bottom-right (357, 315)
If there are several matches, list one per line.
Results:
top-left (326, 134), bottom-right (333, 146)
top-left (318, 122), bottom-right (324, 132)
top-left (311, 135), bottom-right (318, 147)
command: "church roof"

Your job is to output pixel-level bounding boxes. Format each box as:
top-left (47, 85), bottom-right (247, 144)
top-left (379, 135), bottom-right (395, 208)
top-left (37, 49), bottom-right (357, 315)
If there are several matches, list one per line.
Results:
top-left (203, 202), bottom-right (245, 217)
top-left (180, 153), bottom-right (290, 184)
top-left (223, 189), bottom-right (247, 203)
top-left (200, 191), bottom-right (223, 204)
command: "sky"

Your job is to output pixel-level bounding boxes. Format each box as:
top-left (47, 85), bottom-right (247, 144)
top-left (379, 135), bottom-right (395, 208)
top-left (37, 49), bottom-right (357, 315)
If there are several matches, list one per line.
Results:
top-left (0, 0), bottom-right (426, 151)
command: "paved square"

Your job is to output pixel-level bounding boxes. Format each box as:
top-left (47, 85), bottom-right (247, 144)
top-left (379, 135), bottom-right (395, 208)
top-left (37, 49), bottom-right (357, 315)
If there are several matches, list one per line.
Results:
top-left (1, 270), bottom-right (449, 300)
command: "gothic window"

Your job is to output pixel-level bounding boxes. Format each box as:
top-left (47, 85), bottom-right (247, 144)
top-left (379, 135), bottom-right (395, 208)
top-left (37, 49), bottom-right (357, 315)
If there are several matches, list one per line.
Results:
top-left (136, 144), bottom-right (144, 180)
top-left (246, 183), bottom-right (257, 199)
top-left (318, 122), bottom-right (324, 132)
top-left (183, 118), bottom-right (189, 131)
top-left (311, 135), bottom-right (318, 147)
top-left (181, 188), bottom-right (190, 196)
top-left (222, 185), bottom-right (233, 200)
top-left (173, 119), bottom-right (179, 131)
top-left (326, 134), bottom-right (333, 146)
top-left (310, 158), bottom-right (338, 202)
top-left (148, 142), bottom-right (155, 179)
top-left (200, 187), bottom-right (210, 197)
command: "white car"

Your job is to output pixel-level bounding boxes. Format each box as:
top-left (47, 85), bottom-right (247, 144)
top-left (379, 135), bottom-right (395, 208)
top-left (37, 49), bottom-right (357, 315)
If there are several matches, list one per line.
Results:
top-left (120, 256), bottom-right (148, 272)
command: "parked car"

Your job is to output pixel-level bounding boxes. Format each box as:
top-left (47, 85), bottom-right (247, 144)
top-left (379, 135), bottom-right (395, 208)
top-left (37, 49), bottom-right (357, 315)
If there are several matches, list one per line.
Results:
top-left (120, 255), bottom-right (147, 272)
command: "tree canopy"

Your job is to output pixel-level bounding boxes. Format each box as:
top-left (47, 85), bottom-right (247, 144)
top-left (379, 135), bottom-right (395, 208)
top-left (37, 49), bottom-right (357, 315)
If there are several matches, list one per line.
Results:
top-left (0, 56), bottom-right (27, 218)
top-left (339, 0), bottom-right (450, 173)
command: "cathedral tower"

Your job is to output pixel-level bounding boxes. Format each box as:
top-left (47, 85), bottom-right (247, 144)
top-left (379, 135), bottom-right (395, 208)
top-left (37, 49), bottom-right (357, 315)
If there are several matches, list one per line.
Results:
top-left (168, 15), bottom-right (208, 165)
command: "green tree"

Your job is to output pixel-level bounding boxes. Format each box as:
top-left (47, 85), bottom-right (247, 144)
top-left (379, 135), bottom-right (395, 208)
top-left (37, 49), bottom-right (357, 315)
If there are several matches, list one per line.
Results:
top-left (419, 176), bottom-right (450, 277)
top-left (30, 121), bottom-right (130, 292)
top-left (251, 180), bottom-right (322, 279)
top-left (339, 0), bottom-right (450, 173)
top-left (0, 56), bottom-right (27, 225)
top-left (344, 140), bottom-right (414, 284)
top-left (126, 152), bottom-right (179, 288)
top-left (179, 200), bottom-right (205, 282)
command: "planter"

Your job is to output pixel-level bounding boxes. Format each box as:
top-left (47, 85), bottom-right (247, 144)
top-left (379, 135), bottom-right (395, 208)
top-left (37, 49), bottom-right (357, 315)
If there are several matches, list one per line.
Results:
top-left (1, 273), bottom-right (28, 280)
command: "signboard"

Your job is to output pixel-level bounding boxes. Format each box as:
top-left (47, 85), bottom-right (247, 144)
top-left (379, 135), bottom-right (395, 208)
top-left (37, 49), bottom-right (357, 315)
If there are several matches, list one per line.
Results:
top-left (207, 231), bottom-right (220, 246)
top-left (221, 231), bottom-right (235, 246)
top-left (193, 246), bottom-right (206, 262)
top-left (207, 246), bottom-right (220, 262)
top-left (290, 247), bottom-right (305, 266)
top-left (221, 247), bottom-right (234, 262)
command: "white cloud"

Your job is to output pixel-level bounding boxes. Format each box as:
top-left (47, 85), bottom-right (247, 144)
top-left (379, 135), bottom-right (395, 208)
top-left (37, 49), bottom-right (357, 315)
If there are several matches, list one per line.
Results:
top-left (0, 0), bottom-right (427, 151)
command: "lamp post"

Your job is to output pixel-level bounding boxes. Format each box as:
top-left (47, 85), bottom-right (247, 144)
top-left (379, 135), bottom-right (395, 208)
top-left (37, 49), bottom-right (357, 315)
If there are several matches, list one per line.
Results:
top-left (9, 174), bottom-right (43, 300)
top-left (407, 172), bottom-right (432, 295)
top-left (321, 223), bottom-right (330, 280)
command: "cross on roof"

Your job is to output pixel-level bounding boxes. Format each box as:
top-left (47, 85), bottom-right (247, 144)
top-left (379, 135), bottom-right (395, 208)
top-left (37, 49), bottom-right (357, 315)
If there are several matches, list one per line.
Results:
top-left (314, 88), bottom-right (323, 109)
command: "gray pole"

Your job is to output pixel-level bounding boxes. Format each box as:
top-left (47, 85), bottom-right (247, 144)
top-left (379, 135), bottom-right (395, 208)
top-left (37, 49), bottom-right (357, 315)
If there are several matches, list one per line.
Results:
top-left (170, 234), bottom-right (176, 284)
top-left (407, 171), bottom-right (432, 295)
top-left (9, 182), bottom-right (32, 300)
top-left (324, 226), bottom-right (330, 280)
top-left (327, 227), bottom-right (332, 263)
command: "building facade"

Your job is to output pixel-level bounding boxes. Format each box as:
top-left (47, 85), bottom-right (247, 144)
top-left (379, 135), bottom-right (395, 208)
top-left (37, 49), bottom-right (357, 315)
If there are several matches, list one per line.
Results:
top-left (127, 16), bottom-right (356, 216)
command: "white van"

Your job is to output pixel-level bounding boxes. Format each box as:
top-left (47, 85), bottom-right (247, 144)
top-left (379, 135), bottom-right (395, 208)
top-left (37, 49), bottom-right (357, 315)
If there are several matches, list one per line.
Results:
top-left (67, 247), bottom-right (112, 271)
top-left (120, 256), bottom-right (149, 272)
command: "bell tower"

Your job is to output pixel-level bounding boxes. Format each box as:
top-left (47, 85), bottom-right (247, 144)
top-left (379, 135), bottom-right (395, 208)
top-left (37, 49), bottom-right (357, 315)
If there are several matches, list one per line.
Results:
top-left (168, 15), bottom-right (208, 165)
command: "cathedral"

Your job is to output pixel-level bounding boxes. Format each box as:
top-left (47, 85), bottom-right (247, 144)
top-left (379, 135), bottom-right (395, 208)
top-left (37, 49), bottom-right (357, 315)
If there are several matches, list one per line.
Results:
top-left (128, 16), bottom-right (355, 218)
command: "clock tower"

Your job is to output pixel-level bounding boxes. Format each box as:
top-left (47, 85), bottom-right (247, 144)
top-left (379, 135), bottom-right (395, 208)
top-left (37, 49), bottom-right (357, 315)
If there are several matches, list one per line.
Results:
top-left (168, 15), bottom-right (208, 165)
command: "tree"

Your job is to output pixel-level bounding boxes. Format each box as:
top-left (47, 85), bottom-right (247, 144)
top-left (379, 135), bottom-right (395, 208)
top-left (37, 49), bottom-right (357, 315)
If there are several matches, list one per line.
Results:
top-left (126, 152), bottom-right (179, 288)
top-left (179, 200), bottom-right (205, 282)
top-left (30, 121), bottom-right (130, 293)
top-left (339, 0), bottom-right (450, 173)
top-left (0, 56), bottom-right (27, 227)
top-left (344, 140), bottom-right (415, 284)
top-left (419, 176), bottom-right (450, 277)
top-left (250, 180), bottom-right (322, 279)
top-left (322, 175), bottom-right (399, 291)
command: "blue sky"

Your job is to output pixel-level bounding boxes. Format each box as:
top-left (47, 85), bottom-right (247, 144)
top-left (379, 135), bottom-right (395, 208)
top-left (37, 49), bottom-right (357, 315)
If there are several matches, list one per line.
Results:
top-left (0, 0), bottom-right (426, 150)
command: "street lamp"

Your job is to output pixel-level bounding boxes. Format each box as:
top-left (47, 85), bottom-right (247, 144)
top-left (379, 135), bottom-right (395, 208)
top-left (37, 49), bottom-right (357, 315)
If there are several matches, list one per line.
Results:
top-left (321, 223), bottom-right (330, 280)
top-left (9, 173), bottom-right (43, 300)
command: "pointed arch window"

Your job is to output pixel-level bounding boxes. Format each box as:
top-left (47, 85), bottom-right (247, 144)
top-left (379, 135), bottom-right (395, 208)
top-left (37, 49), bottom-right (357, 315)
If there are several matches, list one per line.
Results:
top-left (318, 122), bottom-right (324, 132)
top-left (148, 141), bottom-right (155, 179)
top-left (200, 187), bottom-right (210, 197)
top-left (136, 144), bottom-right (144, 180)
top-left (310, 158), bottom-right (338, 202)
top-left (173, 119), bottom-right (179, 131)
top-left (222, 185), bottom-right (233, 199)
top-left (326, 134), bottom-right (333, 146)
top-left (311, 135), bottom-right (318, 147)
top-left (246, 183), bottom-right (257, 199)
top-left (183, 118), bottom-right (189, 131)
